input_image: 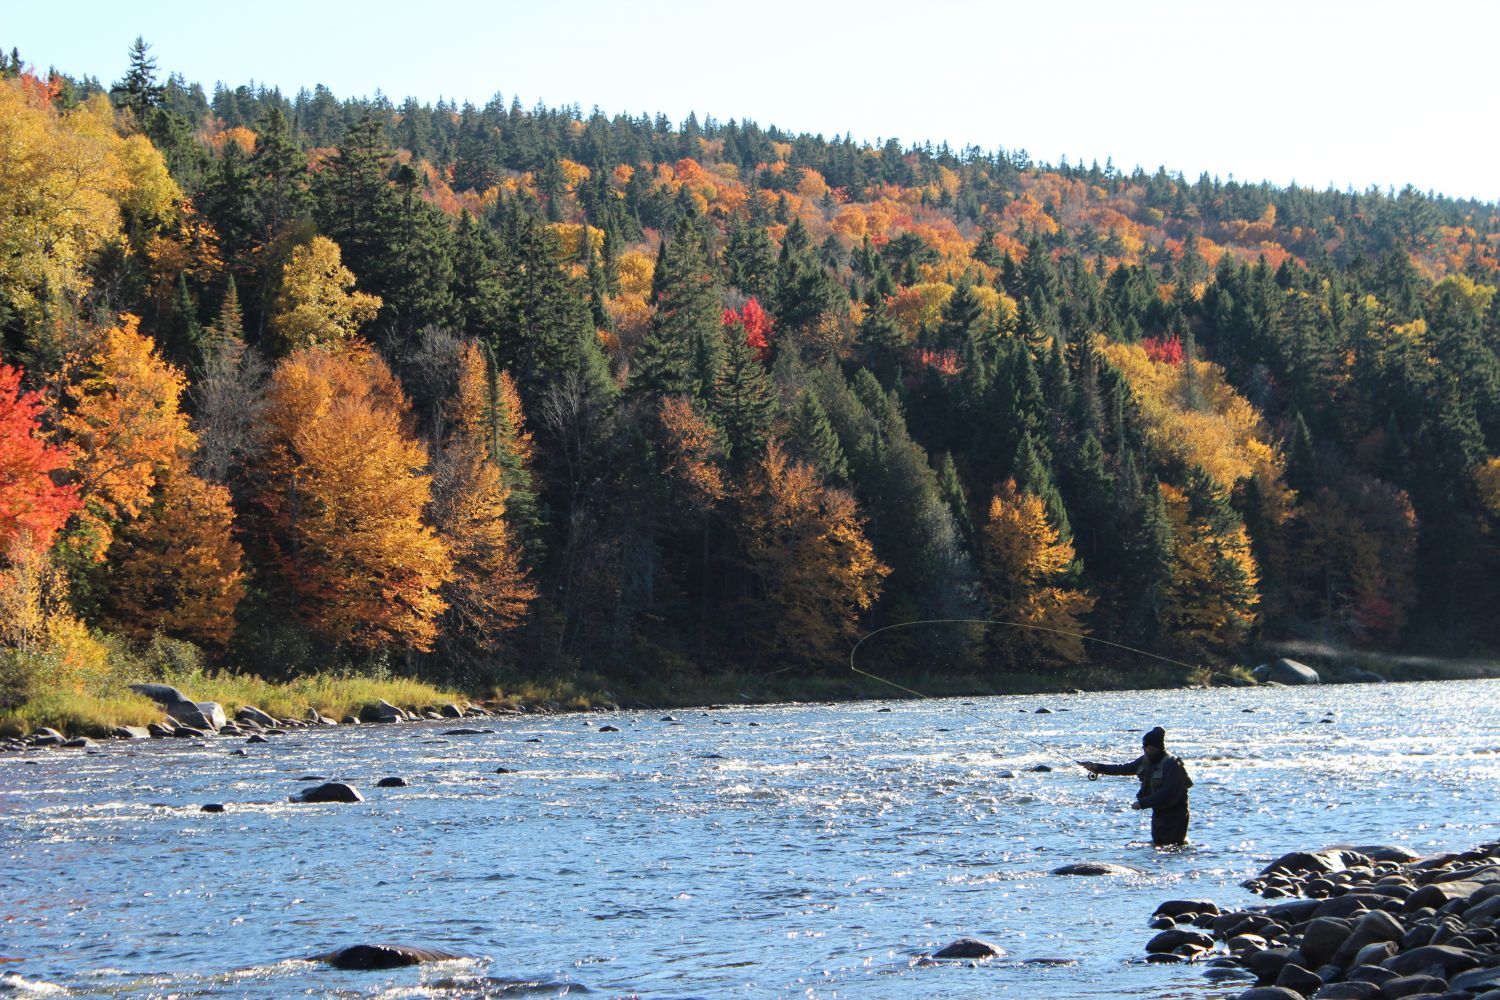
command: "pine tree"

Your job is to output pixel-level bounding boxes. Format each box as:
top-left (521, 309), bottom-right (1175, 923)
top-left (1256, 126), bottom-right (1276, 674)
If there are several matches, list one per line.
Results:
top-left (111, 37), bottom-right (163, 122)
top-left (786, 389), bottom-right (849, 483)
top-left (711, 320), bottom-right (776, 470)
top-left (632, 214), bottom-right (724, 401)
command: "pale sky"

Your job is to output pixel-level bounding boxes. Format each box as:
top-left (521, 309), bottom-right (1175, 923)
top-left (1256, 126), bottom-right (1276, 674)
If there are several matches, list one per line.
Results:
top-left (5, 0), bottom-right (1496, 202)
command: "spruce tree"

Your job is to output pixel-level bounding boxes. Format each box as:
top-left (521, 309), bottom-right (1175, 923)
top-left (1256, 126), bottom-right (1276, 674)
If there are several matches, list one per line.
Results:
top-left (712, 323), bottom-right (777, 470)
top-left (786, 389), bottom-right (848, 483)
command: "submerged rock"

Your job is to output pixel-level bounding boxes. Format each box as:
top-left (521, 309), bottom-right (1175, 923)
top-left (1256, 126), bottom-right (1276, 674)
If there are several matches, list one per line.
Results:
top-left (442, 728), bottom-right (494, 736)
top-left (931, 937), bottom-right (1005, 959)
top-left (290, 782), bottom-right (363, 804)
top-left (1052, 862), bottom-right (1141, 877)
top-left (310, 944), bottom-right (466, 969)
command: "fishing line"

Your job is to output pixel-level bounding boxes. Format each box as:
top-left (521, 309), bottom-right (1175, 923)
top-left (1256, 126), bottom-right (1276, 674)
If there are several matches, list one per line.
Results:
top-left (848, 618), bottom-right (1203, 779)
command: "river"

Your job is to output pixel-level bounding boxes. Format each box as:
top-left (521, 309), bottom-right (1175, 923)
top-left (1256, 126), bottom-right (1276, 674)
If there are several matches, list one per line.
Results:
top-left (3, 680), bottom-right (1499, 998)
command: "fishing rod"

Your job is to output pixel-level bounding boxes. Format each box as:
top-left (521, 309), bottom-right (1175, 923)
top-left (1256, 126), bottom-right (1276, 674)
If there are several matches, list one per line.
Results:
top-left (848, 618), bottom-right (1204, 780)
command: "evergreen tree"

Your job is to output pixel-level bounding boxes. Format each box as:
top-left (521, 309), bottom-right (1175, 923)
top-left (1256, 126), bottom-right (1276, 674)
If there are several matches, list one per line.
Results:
top-left (111, 36), bottom-right (163, 122)
top-left (632, 214), bottom-right (724, 400)
top-left (786, 389), bottom-right (848, 483)
top-left (711, 321), bottom-right (776, 470)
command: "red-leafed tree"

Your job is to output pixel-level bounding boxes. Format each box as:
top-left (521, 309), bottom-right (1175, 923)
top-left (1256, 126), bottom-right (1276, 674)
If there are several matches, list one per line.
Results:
top-left (1142, 335), bottom-right (1184, 366)
top-left (722, 297), bottom-right (772, 361)
top-left (0, 363), bottom-right (80, 555)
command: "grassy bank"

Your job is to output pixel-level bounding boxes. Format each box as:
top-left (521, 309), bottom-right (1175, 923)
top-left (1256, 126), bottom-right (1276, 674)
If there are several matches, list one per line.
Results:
top-left (0, 673), bottom-right (468, 738)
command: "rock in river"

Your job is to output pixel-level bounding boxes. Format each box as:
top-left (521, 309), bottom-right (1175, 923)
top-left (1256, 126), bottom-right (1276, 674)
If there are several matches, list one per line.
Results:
top-left (931, 937), bottom-right (1005, 959)
top-left (376, 777), bottom-right (408, 788)
top-left (290, 782), bottom-right (363, 804)
top-left (310, 944), bottom-right (466, 969)
top-left (1052, 862), bottom-right (1142, 876)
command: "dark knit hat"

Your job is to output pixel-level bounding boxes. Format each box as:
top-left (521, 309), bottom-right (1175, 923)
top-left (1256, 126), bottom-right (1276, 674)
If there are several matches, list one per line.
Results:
top-left (1142, 726), bottom-right (1166, 747)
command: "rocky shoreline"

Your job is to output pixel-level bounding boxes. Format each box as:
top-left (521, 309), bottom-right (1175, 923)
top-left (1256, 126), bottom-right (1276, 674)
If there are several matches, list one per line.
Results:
top-left (1144, 841), bottom-right (1500, 999)
top-left (0, 681), bottom-right (532, 753)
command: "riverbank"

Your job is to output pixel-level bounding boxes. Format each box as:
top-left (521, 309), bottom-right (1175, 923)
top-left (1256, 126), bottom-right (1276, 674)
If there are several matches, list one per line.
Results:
top-left (1143, 839), bottom-right (1500, 999)
top-left (6, 645), bottom-right (1497, 741)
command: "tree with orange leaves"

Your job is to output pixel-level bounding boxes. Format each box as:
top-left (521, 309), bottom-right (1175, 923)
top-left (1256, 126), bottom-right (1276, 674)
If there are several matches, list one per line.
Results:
top-left (60, 315), bottom-right (195, 563)
top-left (255, 343), bottom-right (451, 652)
top-left (430, 342), bottom-right (536, 661)
top-left (739, 443), bottom-right (887, 665)
top-left (101, 464), bottom-right (244, 648)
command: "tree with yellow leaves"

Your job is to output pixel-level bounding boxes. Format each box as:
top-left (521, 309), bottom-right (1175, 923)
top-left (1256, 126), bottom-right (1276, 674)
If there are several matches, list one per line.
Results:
top-left (0, 80), bottom-right (179, 330)
top-left (268, 236), bottom-right (381, 352)
top-left (1159, 471), bottom-right (1260, 657)
top-left (255, 343), bottom-right (450, 652)
top-left (980, 479), bottom-right (1094, 669)
top-left (739, 443), bottom-right (887, 665)
top-left (430, 342), bottom-right (535, 661)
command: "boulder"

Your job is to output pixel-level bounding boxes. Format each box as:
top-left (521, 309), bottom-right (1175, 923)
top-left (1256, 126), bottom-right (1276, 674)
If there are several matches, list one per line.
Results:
top-left (340, 716), bottom-right (360, 725)
top-left (1247, 946), bottom-right (1299, 984)
top-left (1311, 984), bottom-right (1379, 999)
top-left (1345, 941), bottom-right (1400, 972)
top-left (1275, 962), bottom-right (1323, 997)
top-left (440, 704), bottom-right (464, 718)
top-left (1255, 658), bottom-right (1321, 684)
top-left (1051, 862), bottom-right (1141, 876)
top-left (1263, 850), bottom-right (1371, 878)
top-left (360, 700), bottom-right (404, 724)
top-left (111, 725), bottom-right (150, 739)
top-left (147, 722), bottom-right (174, 738)
top-left (1155, 898), bottom-right (1221, 919)
top-left (1404, 882), bottom-right (1485, 912)
top-left (1380, 945), bottom-right (1480, 978)
top-left (236, 705), bottom-right (277, 727)
top-left (310, 944), bottom-right (465, 970)
top-left (129, 683), bottom-right (194, 708)
top-left (1378, 974), bottom-right (1448, 998)
top-left (247, 734), bottom-right (270, 744)
top-left (1231, 988), bottom-right (1306, 1000)
top-left (60, 737), bottom-right (94, 748)
top-left (1344, 963), bottom-right (1398, 985)
top-left (1300, 918), bottom-right (1354, 967)
top-left (1147, 928), bottom-right (1214, 953)
top-left (289, 782), bottom-right (363, 804)
top-left (1343, 669), bottom-right (1384, 683)
top-left (376, 777), bottom-right (408, 788)
top-left (442, 728), bottom-right (494, 736)
top-left (168, 701), bottom-right (224, 732)
top-left (1451, 966), bottom-right (1500, 993)
top-left (304, 708), bottom-right (337, 726)
top-left (1314, 894), bottom-right (1392, 920)
top-left (201, 803), bottom-right (226, 813)
top-left (931, 937), bottom-right (1005, 959)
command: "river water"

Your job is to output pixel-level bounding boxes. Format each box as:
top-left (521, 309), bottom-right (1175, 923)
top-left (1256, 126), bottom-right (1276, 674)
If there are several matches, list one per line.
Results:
top-left (3, 680), bottom-right (1500, 999)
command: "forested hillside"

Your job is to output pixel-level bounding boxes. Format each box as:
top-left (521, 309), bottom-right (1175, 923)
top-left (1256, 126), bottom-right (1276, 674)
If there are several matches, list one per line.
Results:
top-left (4, 39), bottom-right (1499, 706)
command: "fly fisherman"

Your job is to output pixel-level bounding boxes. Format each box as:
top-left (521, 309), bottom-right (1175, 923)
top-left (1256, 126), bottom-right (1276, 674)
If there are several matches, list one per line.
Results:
top-left (1081, 726), bottom-right (1192, 846)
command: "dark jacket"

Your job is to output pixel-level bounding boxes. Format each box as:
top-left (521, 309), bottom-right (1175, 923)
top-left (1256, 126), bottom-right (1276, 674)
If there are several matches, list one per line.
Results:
top-left (1094, 752), bottom-right (1191, 810)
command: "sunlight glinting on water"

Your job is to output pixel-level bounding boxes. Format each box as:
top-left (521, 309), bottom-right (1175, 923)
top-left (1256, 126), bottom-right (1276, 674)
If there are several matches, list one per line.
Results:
top-left (3, 680), bottom-right (1500, 998)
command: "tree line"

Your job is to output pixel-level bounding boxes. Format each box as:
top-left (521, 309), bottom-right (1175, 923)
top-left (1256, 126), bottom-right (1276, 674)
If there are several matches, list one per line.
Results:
top-left (2, 39), bottom-right (1498, 706)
